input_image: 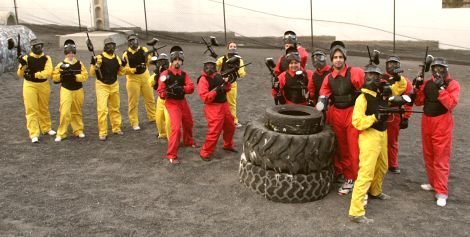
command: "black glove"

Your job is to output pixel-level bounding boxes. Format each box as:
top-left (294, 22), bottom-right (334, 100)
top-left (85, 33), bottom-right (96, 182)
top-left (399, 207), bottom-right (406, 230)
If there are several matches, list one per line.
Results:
top-left (121, 58), bottom-right (127, 67)
top-left (90, 56), bottom-right (97, 65)
top-left (24, 68), bottom-right (33, 80)
top-left (18, 55), bottom-right (27, 66)
top-left (433, 74), bottom-right (445, 88)
top-left (413, 76), bottom-right (424, 90)
top-left (173, 86), bottom-right (185, 97)
top-left (399, 118), bottom-right (409, 129)
top-left (216, 85), bottom-right (225, 95)
top-left (393, 74), bottom-right (401, 82)
top-left (135, 64), bottom-right (146, 74)
top-left (153, 75), bottom-right (159, 90)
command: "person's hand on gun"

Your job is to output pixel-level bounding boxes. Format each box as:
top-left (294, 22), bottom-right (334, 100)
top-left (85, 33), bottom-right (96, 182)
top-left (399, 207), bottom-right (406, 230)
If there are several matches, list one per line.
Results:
top-left (18, 55), bottom-right (27, 66)
top-left (135, 64), bottom-right (146, 74)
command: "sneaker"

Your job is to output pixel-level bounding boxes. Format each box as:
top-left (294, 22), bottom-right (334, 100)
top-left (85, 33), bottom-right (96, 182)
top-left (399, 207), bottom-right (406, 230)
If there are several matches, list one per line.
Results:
top-left (436, 198), bottom-right (447, 207)
top-left (133, 126), bottom-right (141, 131)
top-left (421, 184), bottom-right (434, 191)
top-left (47, 130), bottom-right (56, 136)
top-left (369, 193), bottom-right (392, 200)
top-left (188, 143), bottom-right (201, 148)
top-left (223, 147), bottom-right (238, 153)
top-left (78, 133), bottom-right (85, 138)
top-left (388, 167), bottom-right (401, 174)
top-left (31, 137), bottom-right (39, 143)
top-left (114, 131), bottom-right (124, 135)
top-left (54, 137), bottom-right (62, 142)
top-left (350, 215), bottom-right (374, 224)
top-left (99, 136), bottom-right (107, 141)
top-left (338, 180), bottom-right (354, 195)
top-left (235, 123), bottom-right (242, 128)
top-left (157, 135), bottom-right (167, 139)
top-left (169, 158), bottom-right (180, 165)
top-left (200, 155), bottom-right (212, 162)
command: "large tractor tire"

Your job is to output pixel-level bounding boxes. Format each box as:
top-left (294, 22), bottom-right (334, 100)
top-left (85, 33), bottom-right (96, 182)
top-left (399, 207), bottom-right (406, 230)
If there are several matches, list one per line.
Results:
top-left (239, 155), bottom-right (333, 203)
top-left (265, 104), bottom-right (323, 135)
top-left (243, 119), bottom-right (336, 175)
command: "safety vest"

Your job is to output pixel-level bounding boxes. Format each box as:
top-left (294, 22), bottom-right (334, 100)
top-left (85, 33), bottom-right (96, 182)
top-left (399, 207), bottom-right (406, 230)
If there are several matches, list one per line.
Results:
top-left (364, 93), bottom-right (388, 131)
top-left (99, 55), bottom-right (119, 85)
top-left (26, 55), bottom-right (48, 83)
top-left (284, 71), bottom-right (308, 104)
top-left (328, 67), bottom-right (356, 109)
top-left (126, 48), bottom-right (146, 74)
top-left (423, 81), bottom-right (448, 117)
top-left (165, 70), bottom-right (186, 100)
top-left (206, 74), bottom-right (227, 103)
top-left (61, 60), bottom-right (83, 91)
top-left (313, 68), bottom-right (331, 99)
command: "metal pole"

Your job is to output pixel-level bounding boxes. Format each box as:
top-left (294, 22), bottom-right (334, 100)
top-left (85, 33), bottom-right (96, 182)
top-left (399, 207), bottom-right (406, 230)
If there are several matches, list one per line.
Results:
top-left (143, 0), bottom-right (149, 38)
top-left (393, 0), bottom-right (396, 53)
top-left (13, 0), bottom-right (18, 23)
top-left (310, 0), bottom-right (314, 49)
top-left (223, 0), bottom-right (227, 45)
top-left (76, 0), bottom-right (82, 31)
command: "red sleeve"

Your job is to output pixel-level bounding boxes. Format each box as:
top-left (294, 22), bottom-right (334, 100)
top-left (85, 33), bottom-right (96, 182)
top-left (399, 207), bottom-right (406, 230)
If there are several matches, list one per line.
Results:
top-left (350, 67), bottom-right (365, 90)
top-left (224, 81), bottom-right (232, 92)
top-left (157, 71), bottom-right (168, 99)
top-left (307, 70), bottom-right (315, 99)
top-left (183, 73), bottom-right (194, 94)
top-left (274, 56), bottom-right (283, 76)
top-left (298, 47), bottom-right (308, 70)
top-left (319, 72), bottom-right (332, 97)
top-left (414, 79), bottom-right (430, 106)
top-left (198, 76), bottom-right (217, 104)
top-left (438, 79), bottom-right (460, 111)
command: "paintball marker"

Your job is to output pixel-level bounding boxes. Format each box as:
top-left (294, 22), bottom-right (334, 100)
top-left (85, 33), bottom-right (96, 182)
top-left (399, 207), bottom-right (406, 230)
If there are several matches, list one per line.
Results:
top-left (412, 47), bottom-right (434, 90)
top-left (160, 75), bottom-right (184, 98)
top-left (210, 62), bottom-right (252, 92)
top-left (201, 36), bottom-right (219, 59)
top-left (86, 31), bottom-right (103, 80)
top-left (8, 34), bottom-right (26, 70)
top-left (60, 63), bottom-right (82, 77)
top-left (146, 38), bottom-right (167, 58)
top-left (367, 46), bottom-right (381, 65)
top-left (378, 95), bottom-right (423, 115)
top-left (265, 57), bottom-right (285, 105)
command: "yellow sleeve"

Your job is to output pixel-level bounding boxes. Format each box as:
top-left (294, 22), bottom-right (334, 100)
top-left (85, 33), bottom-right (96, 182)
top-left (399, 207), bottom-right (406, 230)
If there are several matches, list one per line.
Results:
top-left (51, 63), bottom-right (62, 83)
top-left (149, 74), bottom-right (157, 87)
top-left (89, 55), bottom-right (102, 78)
top-left (391, 75), bottom-right (407, 96)
top-left (34, 55), bottom-right (52, 79)
top-left (16, 55), bottom-right (28, 78)
top-left (238, 58), bottom-right (246, 78)
top-left (352, 94), bottom-right (378, 131)
top-left (216, 56), bottom-right (224, 71)
top-left (116, 55), bottom-right (126, 76)
top-left (75, 61), bottom-right (88, 83)
top-left (122, 51), bottom-right (135, 75)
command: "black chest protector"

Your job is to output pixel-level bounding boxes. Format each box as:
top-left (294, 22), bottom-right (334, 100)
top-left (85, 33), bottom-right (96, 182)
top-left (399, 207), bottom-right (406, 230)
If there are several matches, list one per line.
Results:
top-left (165, 70), bottom-right (186, 100)
top-left (279, 56), bottom-right (289, 74)
top-left (207, 74), bottom-right (227, 103)
top-left (61, 61), bottom-right (83, 91)
top-left (99, 55), bottom-right (120, 85)
top-left (284, 72), bottom-right (308, 103)
top-left (127, 48), bottom-right (146, 74)
top-left (26, 55), bottom-right (48, 83)
top-left (328, 67), bottom-right (357, 109)
top-left (364, 93), bottom-right (388, 131)
top-left (423, 81), bottom-right (448, 117)
top-left (313, 68), bottom-right (331, 99)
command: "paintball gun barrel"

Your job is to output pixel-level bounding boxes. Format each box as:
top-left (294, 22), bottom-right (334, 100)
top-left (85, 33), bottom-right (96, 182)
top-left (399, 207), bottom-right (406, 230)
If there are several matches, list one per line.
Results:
top-left (202, 36), bottom-right (219, 59)
top-left (86, 31), bottom-right (103, 80)
top-left (265, 57), bottom-right (285, 105)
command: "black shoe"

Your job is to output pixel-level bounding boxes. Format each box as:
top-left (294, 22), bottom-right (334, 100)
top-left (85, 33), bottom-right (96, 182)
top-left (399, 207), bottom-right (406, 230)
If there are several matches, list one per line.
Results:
top-left (223, 147), bottom-right (238, 153)
top-left (369, 193), bottom-right (391, 200)
top-left (200, 155), bottom-right (212, 162)
top-left (388, 167), bottom-right (401, 174)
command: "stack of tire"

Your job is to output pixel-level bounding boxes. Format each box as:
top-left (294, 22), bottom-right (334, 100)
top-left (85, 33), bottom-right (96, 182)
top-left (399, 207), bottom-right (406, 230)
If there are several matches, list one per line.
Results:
top-left (239, 104), bottom-right (336, 203)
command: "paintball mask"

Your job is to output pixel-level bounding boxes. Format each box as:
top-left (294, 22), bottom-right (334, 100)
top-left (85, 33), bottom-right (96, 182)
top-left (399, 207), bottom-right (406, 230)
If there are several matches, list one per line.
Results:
top-left (385, 56), bottom-right (402, 75)
top-left (203, 62), bottom-right (217, 75)
top-left (31, 43), bottom-right (43, 55)
top-left (127, 34), bottom-right (139, 50)
top-left (431, 57), bottom-right (448, 80)
top-left (63, 39), bottom-right (77, 55)
top-left (283, 30), bottom-right (297, 45)
top-left (312, 50), bottom-right (326, 69)
top-left (364, 64), bottom-right (383, 92)
top-left (156, 53), bottom-right (170, 71)
top-left (170, 46), bottom-right (184, 62)
top-left (103, 38), bottom-right (116, 54)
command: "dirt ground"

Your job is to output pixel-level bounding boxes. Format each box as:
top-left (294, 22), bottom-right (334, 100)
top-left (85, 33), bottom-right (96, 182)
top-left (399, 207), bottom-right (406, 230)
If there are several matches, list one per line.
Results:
top-left (0, 25), bottom-right (469, 236)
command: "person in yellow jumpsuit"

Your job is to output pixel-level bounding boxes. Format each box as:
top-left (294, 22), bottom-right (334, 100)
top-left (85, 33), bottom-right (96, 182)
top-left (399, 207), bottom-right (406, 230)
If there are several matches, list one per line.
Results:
top-left (149, 53), bottom-right (171, 139)
top-left (349, 64), bottom-right (406, 224)
top-left (216, 41), bottom-right (246, 127)
top-left (90, 38), bottom-right (126, 141)
top-left (52, 39), bottom-right (88, 142)
top-left (122, 34), bottom-right (156, 130)
top-left (17, 38), bottom-right (55, 143)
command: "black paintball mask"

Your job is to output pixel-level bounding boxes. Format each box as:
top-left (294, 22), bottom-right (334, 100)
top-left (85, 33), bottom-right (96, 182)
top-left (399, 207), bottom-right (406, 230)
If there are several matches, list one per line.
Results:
top-left (31, 43), bottom-right (43, 55)
top-left (364, 64), bottom-right (383, 92)
top-left (63, 39), bottom-right (77, 55)
top-left (283, 30), bottom-right (297, 46)
top-left (385, 56), bottom-right (401, 75)
top-left (128, 34), bottom-right (139, 50)
top-left (203, 62), bottom-right (217, 75)
top-left (431, 57), bottom-right (448, 79)
top-left (104, 43), bottom-right (116, 55)
top-left (312, 50), bottom-right (327, 69)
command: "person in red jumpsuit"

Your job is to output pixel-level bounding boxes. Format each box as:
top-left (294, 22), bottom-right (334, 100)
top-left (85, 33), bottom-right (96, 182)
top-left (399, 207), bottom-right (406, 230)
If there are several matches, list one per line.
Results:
top-left (414, 57), bottom-right (460, 207)
top-left (274, 30), bottom-right (309, 76)
top-left (157, 46), bottom-right (198, 165)
top-left (316, 41), bottom-right (365, 195)
top-left (309, 49), bottom-right (332, 104)
top-left (383, 56), bottom-right (413, 174)
top-left (198, 58), bottom-right (236, 161)
top-left (273, 49), bottom-right (314, 105)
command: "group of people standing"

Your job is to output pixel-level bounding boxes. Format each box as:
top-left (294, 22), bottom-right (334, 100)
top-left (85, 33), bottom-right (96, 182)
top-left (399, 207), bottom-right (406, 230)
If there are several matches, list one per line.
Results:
top-left (17, 34), bottom-right (245, 165)
top-left (272, 30), bottom-right (460, 223)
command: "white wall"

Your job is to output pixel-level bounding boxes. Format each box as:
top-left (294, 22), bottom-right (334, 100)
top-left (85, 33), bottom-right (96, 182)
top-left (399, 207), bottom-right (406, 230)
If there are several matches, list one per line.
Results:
top-left (1, 0), bottom-right (469, 49)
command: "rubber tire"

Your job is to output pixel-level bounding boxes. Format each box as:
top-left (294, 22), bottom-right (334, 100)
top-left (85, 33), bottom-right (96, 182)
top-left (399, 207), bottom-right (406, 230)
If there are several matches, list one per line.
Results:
top-left (243, 119), bottom-right (336, 175)
top-left (265, 104), bottom-right (323, 135)
top-left (239, 155), bottom-right (333, 203)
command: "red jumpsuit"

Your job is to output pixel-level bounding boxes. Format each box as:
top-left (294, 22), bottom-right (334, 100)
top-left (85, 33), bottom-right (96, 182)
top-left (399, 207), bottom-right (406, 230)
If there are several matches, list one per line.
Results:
top-left (385, 74), bottom-right (413, 169)
top-left (273, 69), bottom-right (314, 105)
top-left (319, 64), bottom-right (365, 181)
top-left (274, 46), bottom-right (308, 76)
top-left (158, 67), bottom-right (196, 160)
top-left (414, 74), bottom-right (460, 198)
top-left (308, 64), bottom-right (332, 104)
top-left (198, 71), bottom-right (235, 158)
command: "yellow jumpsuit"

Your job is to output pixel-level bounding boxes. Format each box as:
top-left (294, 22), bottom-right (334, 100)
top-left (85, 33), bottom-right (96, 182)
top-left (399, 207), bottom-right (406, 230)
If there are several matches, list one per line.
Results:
top-left (52, 58), bottom-right (88, 139)
top-left (349, 77), bottom-right (407, 218)
top-left (17, 52), bottom-right (53, 139)
top-left (122, 47), bottom-right (156, 128)
top-left (149, 74), bottom-right (171, 139)
top-left (90, 52), bottom-right (126, 137)
top-left (216, 56), bottom-right (246, 124)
